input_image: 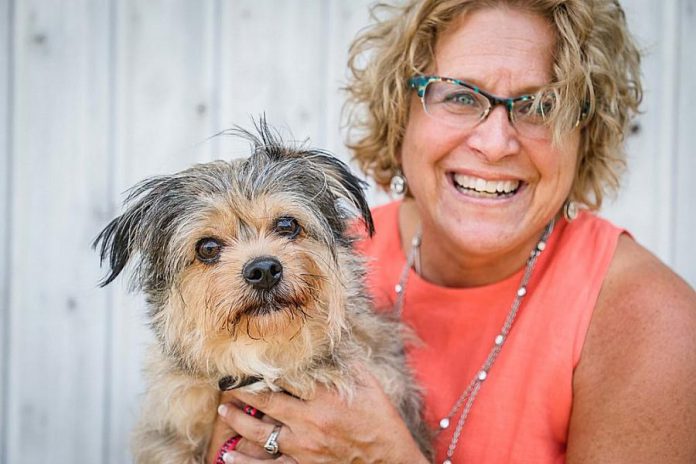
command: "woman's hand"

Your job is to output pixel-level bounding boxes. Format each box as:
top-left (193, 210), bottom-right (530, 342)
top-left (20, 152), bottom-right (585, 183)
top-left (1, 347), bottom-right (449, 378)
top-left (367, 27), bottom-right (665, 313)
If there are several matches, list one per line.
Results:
top-left (206, 392), bottom-right (282, 463)
top-left (216, 367), bottom-right (429, 464)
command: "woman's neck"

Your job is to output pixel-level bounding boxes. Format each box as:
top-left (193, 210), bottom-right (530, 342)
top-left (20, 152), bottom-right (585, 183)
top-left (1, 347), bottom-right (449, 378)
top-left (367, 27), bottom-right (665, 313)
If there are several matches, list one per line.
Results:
top-left (398, 200), bottom-right (545, 288)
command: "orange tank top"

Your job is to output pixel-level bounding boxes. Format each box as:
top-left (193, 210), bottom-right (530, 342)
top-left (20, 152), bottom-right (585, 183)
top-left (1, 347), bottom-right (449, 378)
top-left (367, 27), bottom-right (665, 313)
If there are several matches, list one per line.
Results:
top-left (359, 200), bottom-right (624, 463)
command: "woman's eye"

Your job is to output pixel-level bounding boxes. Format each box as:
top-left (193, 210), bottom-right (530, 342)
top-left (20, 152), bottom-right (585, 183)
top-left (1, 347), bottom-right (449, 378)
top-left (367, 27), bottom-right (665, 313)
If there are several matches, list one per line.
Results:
top-left (274, 217), bottom-right (302, 239)
top-left (515, 100), bottom-right (533, 114)
top-left (516, 93), bottom-right (555, 123)
top-left (445, 91), bottom-right (477, 106)
top-left (195, 238), bottom-right (223, 263)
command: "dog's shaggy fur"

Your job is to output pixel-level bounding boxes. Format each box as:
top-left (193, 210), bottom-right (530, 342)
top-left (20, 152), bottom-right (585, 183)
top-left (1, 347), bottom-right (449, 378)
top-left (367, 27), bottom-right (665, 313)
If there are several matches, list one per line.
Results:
top-left (94, 122), bottom-right (431, 463)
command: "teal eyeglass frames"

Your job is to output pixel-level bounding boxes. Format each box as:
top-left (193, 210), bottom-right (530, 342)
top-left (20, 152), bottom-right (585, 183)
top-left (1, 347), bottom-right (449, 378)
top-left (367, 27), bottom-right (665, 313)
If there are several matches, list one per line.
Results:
top-left (407, 75), bottom-right (557, 139)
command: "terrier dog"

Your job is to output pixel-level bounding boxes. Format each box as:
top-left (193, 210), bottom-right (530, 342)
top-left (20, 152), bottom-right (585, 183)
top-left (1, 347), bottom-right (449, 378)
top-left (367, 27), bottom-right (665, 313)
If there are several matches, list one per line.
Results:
top-left (94, 122), bottom-right (431, 463)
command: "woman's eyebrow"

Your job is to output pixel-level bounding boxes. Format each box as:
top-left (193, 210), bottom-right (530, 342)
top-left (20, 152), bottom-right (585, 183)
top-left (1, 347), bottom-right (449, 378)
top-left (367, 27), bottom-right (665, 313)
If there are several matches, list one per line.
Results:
top-left (449, 75), bottom-right (548, 95)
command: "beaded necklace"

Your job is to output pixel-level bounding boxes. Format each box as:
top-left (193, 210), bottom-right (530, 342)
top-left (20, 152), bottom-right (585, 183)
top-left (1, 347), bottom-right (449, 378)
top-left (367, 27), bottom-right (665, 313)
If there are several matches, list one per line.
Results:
top-left (394, 220), bottom-right (555, 463)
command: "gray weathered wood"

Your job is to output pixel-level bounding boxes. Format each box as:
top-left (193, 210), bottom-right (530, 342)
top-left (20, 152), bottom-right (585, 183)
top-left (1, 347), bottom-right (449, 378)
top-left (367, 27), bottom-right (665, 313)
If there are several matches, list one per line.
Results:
top-left (217, 0), bottom-right (328, 158)
top-left (1, 0), bottom-right (11, 461)
top-left (322, 0), bottom-right (373, 158)
top-left (324, 0), bottom-right (394, 206)
top-left (602, 0), bottom-right (679, 265)
top-left (674, 0), bottom-right (696, 285)
top-left (107, 1), bottom-right (217, 462)
top-left (5, 0), bottom-right (111, 462)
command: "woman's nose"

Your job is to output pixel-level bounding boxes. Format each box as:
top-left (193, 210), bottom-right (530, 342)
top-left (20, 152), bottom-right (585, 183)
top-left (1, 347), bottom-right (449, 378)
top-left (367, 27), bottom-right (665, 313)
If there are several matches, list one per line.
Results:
top-left (466, 105), bottom-right (521, 162)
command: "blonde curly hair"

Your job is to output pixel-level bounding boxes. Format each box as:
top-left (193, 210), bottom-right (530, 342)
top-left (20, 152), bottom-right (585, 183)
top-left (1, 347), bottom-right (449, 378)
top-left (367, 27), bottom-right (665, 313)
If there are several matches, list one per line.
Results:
top-left (345, 0), bottom-right (642, 209)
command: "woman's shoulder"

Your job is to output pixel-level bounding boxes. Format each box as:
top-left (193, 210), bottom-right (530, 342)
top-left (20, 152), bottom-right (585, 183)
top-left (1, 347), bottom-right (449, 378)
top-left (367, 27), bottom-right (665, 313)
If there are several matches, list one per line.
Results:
top-left (595, 235), bottom-right (696, 367)
top-left (567, 234), bottom-right (696, 461)
top-left (599, 234), bottom-right (696, 337)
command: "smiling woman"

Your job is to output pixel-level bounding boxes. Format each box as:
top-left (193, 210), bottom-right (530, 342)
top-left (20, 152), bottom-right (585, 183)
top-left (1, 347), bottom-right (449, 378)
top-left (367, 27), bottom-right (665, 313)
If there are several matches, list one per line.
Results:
top-left (398, 8), bottom-right (580, 287)
top-left (209, 1), bottom-right (696, 463)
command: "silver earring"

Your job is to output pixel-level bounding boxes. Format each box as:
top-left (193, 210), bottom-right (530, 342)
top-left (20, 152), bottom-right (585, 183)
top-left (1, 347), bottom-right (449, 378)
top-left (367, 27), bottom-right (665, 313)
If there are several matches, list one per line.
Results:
top-left (563, 200), bottom-right (578, 222)
top-left (390, 171), bottom-right (407, 196)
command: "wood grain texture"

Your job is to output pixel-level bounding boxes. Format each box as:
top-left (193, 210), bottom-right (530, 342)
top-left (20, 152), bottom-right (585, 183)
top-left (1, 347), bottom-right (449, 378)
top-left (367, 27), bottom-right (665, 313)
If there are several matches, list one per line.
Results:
top-left (0, 0), bottom-right (12, 461)
top-left (601, 0), bottom-right (679, 263)
top-left (324, 0), bottom-right (393, 206)
top-left (5, 0), bottom-right (111, 462)
top-left (673, 0), bottom-right (696, 285)
top-left (217, 0), bottom-right (328, 157)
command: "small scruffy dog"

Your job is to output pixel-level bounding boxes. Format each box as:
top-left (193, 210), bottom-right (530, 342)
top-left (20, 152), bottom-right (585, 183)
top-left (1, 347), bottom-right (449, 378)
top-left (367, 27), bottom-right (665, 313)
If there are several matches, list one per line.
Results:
top-left (95, 122), bottom-right (431, 463)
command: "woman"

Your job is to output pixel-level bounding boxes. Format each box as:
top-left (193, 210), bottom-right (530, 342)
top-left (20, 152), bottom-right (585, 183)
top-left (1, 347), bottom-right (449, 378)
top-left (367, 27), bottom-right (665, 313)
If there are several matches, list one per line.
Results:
top-left (207, 0), bottom-right (696, 462)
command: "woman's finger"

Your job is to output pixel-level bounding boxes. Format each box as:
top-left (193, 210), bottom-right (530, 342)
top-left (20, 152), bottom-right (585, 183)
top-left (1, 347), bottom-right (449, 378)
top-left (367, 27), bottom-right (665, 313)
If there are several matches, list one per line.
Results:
top-left (235, 410), bottom-right (280, 459)
top-left (228, 389), bottom-right (304, 424)
top-left (232, 437), bottom-right (274, 459)
top-left (218, 403), bottom-right (294, 454)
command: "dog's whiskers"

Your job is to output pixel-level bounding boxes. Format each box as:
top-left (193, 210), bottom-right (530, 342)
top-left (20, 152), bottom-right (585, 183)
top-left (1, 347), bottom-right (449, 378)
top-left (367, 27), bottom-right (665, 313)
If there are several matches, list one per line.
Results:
top-left (302, 249), bottom-right (342, 281)
top-left (299, 272), bottom-right (327, 281)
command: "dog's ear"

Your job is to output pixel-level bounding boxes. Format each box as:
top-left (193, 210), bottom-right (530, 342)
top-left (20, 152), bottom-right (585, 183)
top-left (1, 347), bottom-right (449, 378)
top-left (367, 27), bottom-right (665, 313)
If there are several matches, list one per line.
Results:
top-left (92, 175), bottom-right (184, 288)
top-left (92, 177), bottom-right (169, 287)
top-left (93, 201), bottom-right (144, 287)
top-left (305, 151), bottom-right (375, 237)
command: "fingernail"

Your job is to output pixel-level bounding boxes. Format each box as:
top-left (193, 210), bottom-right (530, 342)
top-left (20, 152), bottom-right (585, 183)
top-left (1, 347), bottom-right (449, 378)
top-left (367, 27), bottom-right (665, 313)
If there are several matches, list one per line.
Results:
top-left (218, 404), bottom-right (228, 416)
top-left (222, 452), bottom-right (235, 463)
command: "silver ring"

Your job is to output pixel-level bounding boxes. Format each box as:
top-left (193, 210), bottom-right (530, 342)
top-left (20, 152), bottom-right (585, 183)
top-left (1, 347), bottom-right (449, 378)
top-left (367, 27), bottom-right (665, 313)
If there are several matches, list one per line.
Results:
top-left (263, 424), bottom-right (282, 455)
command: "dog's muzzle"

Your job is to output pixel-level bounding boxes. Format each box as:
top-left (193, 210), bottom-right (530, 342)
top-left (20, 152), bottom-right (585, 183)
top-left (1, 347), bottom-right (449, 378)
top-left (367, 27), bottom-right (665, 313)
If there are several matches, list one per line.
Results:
top-left (243, 256), bottom-right (283, 290)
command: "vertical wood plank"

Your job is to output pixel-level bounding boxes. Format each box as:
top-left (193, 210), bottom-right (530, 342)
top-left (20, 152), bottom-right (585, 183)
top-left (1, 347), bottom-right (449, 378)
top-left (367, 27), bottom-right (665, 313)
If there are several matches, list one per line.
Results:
top-left (601, 0), bottom-right (678, 265)
top-left (324, 0), bottom-right (393, 206)
top-left (217, 0), bottom-right (327, 158)
top-left (6, 0), bottom-right (111, 462)
top-left (107, 1), bottom-right (217, 462)
top-left (0, 0), bottom-right (12, 460)
top-left (322, 0), bottom-right (371, 158)
top-left (674, 0), bottom-right (696, 287)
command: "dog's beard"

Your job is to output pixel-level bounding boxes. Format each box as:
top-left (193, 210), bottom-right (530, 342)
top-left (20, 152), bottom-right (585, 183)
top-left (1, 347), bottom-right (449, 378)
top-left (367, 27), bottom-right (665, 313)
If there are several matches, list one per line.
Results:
top-left (220, 284), bottom-right (318, 340)
top-left (157, 251), bottom-right (343, 380)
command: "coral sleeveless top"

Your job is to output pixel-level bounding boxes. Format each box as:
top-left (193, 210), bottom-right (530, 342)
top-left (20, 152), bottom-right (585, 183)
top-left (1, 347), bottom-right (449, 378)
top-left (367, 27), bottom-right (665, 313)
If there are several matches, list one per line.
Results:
top-left (359, 201), bottom-right (624, 464)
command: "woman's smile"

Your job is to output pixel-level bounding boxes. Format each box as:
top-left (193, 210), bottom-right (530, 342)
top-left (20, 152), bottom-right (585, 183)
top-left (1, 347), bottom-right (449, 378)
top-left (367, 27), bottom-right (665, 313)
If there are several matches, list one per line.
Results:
top-left (449, 172), bottom-right (523, 199)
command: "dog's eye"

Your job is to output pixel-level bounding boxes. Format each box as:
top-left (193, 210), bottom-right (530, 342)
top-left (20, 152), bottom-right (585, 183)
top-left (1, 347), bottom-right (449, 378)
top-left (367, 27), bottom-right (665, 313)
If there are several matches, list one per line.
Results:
top-left (195, 238), bottom-right (223, 263)
top-left (274, 217), bottom-right (301, 239)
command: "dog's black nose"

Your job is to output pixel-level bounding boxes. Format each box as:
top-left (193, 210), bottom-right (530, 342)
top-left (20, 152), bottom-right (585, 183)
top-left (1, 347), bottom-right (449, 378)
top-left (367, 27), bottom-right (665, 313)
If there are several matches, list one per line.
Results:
top-left (242, 257), bottom-right (283, 290)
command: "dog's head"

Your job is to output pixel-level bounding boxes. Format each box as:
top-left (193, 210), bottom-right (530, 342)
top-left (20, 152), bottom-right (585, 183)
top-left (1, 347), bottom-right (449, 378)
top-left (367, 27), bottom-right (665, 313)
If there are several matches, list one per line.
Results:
top-left (94, 120), bottom-right (374, 381)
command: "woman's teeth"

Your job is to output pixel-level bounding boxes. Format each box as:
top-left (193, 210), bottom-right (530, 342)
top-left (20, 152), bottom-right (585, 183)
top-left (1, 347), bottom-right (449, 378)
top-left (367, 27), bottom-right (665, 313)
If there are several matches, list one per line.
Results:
top-left (453, 174), bottom-right (520, 197)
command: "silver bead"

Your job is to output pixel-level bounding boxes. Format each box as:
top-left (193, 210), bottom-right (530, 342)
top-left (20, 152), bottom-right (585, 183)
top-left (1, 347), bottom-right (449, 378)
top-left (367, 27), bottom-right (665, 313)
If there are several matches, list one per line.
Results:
top-left (517, 286), bottom-right (527, 297)
top-left (495, 334), bottom-right (504, 345)
top-left (478, 370), bottom-right (487, 381)
top-left (439, 418), bottom-right (450, 429)
top-left (395, 284), bottom-right (403, 294)
top-left (537, 241), bottom-right (546, 251)
top-left (443, 460), bottom-right (453, 464)
top-left (412, 235), bottom-right (421, 247)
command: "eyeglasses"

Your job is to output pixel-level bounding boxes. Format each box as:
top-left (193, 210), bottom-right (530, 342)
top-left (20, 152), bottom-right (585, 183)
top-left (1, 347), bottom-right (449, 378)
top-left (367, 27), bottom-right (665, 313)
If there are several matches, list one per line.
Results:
top-left (408, 75), bottom-right (557, 139)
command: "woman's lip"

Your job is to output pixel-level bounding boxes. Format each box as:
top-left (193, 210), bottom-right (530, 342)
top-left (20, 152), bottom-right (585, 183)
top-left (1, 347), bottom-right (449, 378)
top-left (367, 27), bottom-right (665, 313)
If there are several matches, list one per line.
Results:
top-left (447, 169), bottom-right (524, 182)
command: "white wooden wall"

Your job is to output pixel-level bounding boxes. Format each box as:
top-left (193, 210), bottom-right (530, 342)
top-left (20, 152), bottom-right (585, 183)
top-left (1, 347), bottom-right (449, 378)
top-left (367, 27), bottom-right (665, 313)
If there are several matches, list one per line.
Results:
top-left (0, 1), bottom-right (694, 463)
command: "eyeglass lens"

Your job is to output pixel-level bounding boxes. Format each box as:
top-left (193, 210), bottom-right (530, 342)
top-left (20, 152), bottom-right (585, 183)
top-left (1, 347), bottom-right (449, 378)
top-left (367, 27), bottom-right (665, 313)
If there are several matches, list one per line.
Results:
top-left (422, 80), bottom-right (554, 139)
